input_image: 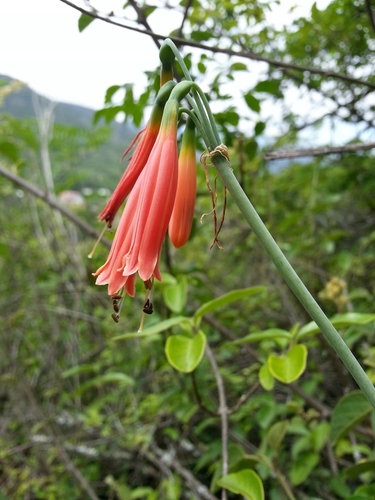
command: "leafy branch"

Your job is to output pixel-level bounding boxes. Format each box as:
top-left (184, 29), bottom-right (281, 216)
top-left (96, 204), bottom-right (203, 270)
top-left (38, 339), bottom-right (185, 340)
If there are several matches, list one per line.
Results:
top-left (59, 0), bottom-right (375, 91)
top-left (263, 141), bottom-right (375, 160)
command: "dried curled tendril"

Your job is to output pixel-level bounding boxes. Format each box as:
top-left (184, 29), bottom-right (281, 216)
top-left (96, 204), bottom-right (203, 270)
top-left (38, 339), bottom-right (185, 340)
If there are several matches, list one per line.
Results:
top-left (200, 144), bottom-right (230, 250)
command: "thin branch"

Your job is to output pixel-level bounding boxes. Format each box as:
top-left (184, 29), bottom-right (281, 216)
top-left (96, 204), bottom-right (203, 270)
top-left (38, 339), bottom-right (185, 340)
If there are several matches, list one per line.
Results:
top-left (365, 0), bottom-right (375, 36)
top-left (205, 343), bottom-right (228, 500)
top-left (177, 0), bottom-right (194, 38)
top-left (263, 141), bottom-right (375, 161)
top-left (143, 446), bottom-right (220, 500)
top-left (59, 0), bottom-right (375, 91)
top-left (0, 164), bottom-right (111, 248)
top-left (227, 382), bottom-right (260, 415)
top-left (126, 0), bottom-right (161, 48)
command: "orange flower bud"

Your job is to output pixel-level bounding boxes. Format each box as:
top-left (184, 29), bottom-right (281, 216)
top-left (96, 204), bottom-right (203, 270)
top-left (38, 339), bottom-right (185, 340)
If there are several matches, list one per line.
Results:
top-left (169, 118), bottom-right (196, 248)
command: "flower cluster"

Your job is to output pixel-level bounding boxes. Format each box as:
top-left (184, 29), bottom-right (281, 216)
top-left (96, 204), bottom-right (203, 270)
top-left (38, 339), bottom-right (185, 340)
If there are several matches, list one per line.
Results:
top-left (94, 80), bottom-right (197, 319)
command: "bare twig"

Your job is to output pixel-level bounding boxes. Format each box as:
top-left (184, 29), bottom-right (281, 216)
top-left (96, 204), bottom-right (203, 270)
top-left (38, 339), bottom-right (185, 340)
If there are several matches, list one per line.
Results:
top-left (365, 0), bottom-right (375, 35)
top-left (263, 141), bottom-right (375, 161)
top-left (127, 0), bottom-right (161, 48)
top-left (227, 382), bottom-right (260, 415)
top-left (325, 441), bottom-right (339, 476)
top-left (59, 0), bottom-right (375, 91)
top-left (205, 343), bottom-right (228, 500)
top-left (177, 0), bottom-right (194, 38)
top-left (0, 164), bottom-right (111, 248)
top-left (143, 446), bottom-right (220, 500)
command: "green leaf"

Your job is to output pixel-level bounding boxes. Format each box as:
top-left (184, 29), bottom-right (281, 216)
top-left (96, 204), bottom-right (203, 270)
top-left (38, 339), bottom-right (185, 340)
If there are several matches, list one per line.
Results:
top-left (297, 313), bottom-right (375, 339)
top-left (233, 328), bottom-right (291, 345)
top-left (112, 316), bottom-right (189, 340)
top-left (193, 286), bottom-right (266, 323)
top-left (230, 62), bottom-right (248, 71)
top-left (104, 85), bottom-right (121, 104)
top-left (78, 13), bottom-right (95, 32)
top-left (330, 391), bottom-right (372, 445)
top-left (217, 470), bottom-right (264, 500)
top-left (165, 331), bottom-right (206, 373)
top-left (62, 363), bottom-right (97, 378)
top-left (78, 372), bottom-right (134, 393)
top-left (289, 451), bottom-right (319, 485)
top-left (163, 276), bottom-right (188, 313)
top-left (254, 121), bottom-right (266, 136)
top-left (259, 363), bottom-right (274, 391)
top-left (244, 93), bottom-right (260, 112)
top-left (311, 421), bottom-right (330, 452)
top-left (0, 241), bottom-right (11, 260)
top-left (268, 345), bottom-right (307, 383)
top-left (245, 139), bottom-right (257, 160)
top-left (254, 79), bottom-right (281, 96)
top-left (0, 140), bottom-right (19, 162)
top-left (344, 459), bottom-right (375, 478)
top-left (267, 420), bottom-right (288, 451)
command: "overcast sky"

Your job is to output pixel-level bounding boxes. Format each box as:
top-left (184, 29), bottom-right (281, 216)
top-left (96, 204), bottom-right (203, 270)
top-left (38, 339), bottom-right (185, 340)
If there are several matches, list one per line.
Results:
top-left (0, 0), bottom-right (166, 109)
top-left (0, 0), bottom-right (330, 112)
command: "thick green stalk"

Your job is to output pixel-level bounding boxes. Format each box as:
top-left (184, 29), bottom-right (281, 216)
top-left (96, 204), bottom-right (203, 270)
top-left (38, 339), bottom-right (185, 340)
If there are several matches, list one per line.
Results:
top-left (211, 152), bottom-right (375, 409)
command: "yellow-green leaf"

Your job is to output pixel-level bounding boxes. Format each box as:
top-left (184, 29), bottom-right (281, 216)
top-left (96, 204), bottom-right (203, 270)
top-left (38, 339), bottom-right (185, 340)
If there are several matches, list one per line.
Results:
top-left (165, 331), bottom-right (206, 373)
top-left (259, 363), bottom-right (274, 391)
top-left (217, 470), bottom-right (264, 500)
top-left (268, 345), bottom-right (307, 383)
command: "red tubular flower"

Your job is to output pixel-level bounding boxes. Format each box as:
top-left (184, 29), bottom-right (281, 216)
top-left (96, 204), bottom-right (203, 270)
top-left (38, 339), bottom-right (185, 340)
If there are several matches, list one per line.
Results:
top-left (94, 99), bottom-right (180, 297)
top-left (98, 81), bottom-right (176, 227)
top-left (169, 117), bottom-right (197, 248)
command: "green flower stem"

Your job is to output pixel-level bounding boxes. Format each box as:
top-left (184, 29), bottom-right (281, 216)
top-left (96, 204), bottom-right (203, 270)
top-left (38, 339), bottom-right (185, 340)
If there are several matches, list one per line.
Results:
top-left (192, 83), bottom-right (221, 144)
top-left (211, 152), bottom-right (375, 409)
top-left (162, 39), bottom-right (218, 146)
top-left (179, 107), bottom-right (209, 145)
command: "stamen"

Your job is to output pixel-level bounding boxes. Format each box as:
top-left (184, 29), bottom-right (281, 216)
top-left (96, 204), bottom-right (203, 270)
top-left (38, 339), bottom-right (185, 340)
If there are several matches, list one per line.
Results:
top-left (111, 313), bottom-right (119, 323)
top-left (120, 128), bottom-right (145, 162)
top-left (111, 291), bottom-right (124, 321)
top-left (88, 224), bottom-right (108, 259)
top-left (142, 299), bottom-right (154, 315)
top-left (138, 281), bottom-right (154, 333)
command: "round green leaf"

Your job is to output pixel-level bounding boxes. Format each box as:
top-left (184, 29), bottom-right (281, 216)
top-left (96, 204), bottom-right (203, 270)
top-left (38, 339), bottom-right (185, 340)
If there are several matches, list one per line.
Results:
top-left (165, 331), bottom-right (206, 373)
top-left (268, 344), bottom-right (307, 383)
top-left (259, 363), bottom-right (274, 391)
top-left (217, 469), bottom-right (264, 500)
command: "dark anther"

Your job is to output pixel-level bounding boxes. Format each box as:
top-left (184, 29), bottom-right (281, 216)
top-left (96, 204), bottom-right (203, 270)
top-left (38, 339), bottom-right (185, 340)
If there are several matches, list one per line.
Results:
top-left (111, 313), bottom-right (119, 323)
top-left (113, 303), bottom-right (119, 313)
top-left (142, 299), bottom-right (154, 315)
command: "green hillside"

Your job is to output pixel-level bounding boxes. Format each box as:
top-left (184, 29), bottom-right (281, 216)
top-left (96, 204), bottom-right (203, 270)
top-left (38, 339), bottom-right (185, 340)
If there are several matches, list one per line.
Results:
top-left (0, 74), bottom-right (136, 190)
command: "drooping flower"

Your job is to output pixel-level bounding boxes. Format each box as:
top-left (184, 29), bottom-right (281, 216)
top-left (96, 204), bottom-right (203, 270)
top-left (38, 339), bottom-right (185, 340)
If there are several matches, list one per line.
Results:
top-left (169, 117), bottom-right (197, 248)
top-left (94, 98), bottom-right (180, 297)
top-left (98, 80), bottom-right (176, 227)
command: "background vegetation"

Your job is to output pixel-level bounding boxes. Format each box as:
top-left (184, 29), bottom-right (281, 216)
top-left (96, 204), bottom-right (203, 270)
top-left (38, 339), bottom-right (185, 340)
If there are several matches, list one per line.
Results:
top-left (1, 0), bottom-right (375, 498)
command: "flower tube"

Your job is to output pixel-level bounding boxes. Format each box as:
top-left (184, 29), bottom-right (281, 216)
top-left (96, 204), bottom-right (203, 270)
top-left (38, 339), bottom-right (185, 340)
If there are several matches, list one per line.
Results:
top-left (94, 98), bottom-right (180, 297)
top-left (169, 117), bottom-right (197, 248)
top-left (99, 80), bottom-right (176, 227)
